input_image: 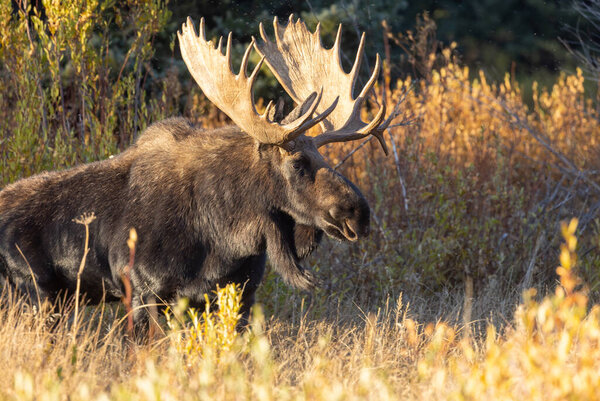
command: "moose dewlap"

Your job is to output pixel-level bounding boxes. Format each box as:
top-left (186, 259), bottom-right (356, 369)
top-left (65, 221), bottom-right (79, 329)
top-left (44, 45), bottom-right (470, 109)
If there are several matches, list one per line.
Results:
top-left (0, 15), bottom-right (392, 333)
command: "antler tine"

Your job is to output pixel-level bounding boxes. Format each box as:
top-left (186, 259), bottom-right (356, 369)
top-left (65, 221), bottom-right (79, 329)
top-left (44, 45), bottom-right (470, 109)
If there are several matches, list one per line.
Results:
top-left (253, 16), bottom-right (389, 154)
top-left (240, 38), bottom-right (255, 79)
top-left (263, 100), bottom-right (274, 119)
top-left (351, 33), bottom-right (367, 95)
top-left (293, 90), bottom-right (339, 133)
top-left (198, 17), bottom-right (205, 40)
top-left (225, 32), bottom-right (233, 72)
top-left (314, 99), bottom-right (388, 155)
top-left (179, 17), bottom-right (334, 146)
top-left (333, 23), bottom-right (343, 68)
top-left (273, 15), bottom-right (285, 48)
top-left (259, 21), bottom-right (269, 44)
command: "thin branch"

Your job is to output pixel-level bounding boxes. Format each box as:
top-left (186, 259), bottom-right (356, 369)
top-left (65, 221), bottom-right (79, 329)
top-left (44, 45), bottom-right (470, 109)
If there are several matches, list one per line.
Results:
top-left (521, 232), bottom-right (545, 293)
top-left (334, 137), bottom-right (373, 170)
top-left (389, 128), bottom-right (409, 221)
top-left (121, 228), bottom-right (138, 337)
top-left (15, 243), bottom-right (41, 310)
top-left (72, 212), bottom-right (96, 336)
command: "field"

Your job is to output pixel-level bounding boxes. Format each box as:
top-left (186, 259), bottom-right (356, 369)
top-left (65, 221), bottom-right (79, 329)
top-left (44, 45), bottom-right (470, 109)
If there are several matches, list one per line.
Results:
top-left (1, 1), bottom-right (600, 400)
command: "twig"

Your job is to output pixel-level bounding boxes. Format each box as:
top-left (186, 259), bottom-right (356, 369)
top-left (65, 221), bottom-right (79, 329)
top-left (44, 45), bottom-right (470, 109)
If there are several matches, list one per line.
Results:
top-left (72, 212), bottom-right (96, 335)
top-left (462, 275), bottom-right (473, 340)
top-left (121, 228), bottom-right (138, 336)
top-left (389, 128), bottom-right (409, 221)
top-left (55, 48), bottom-right (71, 136)
top-left (333, 137), bottom-right (373, 170)
top-left (133, 60), bottom-right (143, 141)
top-left (15, 243), bottom-right (41, 310)
top-left (561, 0), bottom-right (600, 81)
top-left (304, 0), bottom-right (317, 20)
top-left (370, 210), bottom-right (388, 244)
top-left (147, 295), bottom-right (159, 341)
top-left (522, 232), bottom-right (544, 293)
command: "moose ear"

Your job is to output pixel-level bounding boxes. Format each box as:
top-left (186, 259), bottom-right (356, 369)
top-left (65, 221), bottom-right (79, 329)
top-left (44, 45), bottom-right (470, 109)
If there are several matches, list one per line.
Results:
top-left (281, 92), bottom-right (319, 125)
top-left (268, 97), bottom-right (286, 122)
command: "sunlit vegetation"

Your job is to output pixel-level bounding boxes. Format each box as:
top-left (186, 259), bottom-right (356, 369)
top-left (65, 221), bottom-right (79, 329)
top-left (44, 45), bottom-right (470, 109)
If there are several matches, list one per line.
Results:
top-left (1, 1), bottom-right (600, 399)
top-left (2, 221), bottom-right (598, 400)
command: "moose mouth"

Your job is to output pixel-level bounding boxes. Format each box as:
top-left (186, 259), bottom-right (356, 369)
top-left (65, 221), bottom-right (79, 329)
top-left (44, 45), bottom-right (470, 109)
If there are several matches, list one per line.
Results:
top-left (322, 218), bottom-right (359, 242)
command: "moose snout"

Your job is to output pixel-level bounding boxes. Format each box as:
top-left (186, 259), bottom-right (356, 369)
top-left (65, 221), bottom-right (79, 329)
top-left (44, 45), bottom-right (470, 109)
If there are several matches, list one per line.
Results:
top-left (325, 200), bottom-right (370, 242)
top-left (315, 168), bottom-right (371, 242)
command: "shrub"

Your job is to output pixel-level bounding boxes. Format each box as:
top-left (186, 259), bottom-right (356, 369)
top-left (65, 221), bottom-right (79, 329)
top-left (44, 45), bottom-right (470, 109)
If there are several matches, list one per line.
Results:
top-left (165, 283), bottom-right (244, 365)
top-left (0, 0), bottom-right (171, 184)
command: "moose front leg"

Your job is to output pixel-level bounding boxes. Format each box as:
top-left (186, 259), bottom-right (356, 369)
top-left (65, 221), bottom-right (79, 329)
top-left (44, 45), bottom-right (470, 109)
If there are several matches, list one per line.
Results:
top-left (265, 223), bottom-right (318, 291)
top-left (293, 224), bottom-right (323, 260)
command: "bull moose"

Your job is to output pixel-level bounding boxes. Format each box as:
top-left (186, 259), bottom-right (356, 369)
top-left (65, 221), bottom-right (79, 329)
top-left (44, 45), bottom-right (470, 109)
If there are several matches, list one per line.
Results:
top-left (0, 15), bottom-right (394, 330)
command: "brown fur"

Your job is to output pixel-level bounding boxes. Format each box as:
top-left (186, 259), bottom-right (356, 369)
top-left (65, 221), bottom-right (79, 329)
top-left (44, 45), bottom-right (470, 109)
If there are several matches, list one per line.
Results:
top-left (0, 116), bottom-right (371, 330)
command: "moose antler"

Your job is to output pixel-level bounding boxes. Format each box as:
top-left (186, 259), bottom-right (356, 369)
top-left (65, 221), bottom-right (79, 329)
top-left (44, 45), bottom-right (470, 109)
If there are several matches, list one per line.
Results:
top-left (254, 15), bottom-right (391, 154)
top-left (178, 17), bottom-right (336, 146)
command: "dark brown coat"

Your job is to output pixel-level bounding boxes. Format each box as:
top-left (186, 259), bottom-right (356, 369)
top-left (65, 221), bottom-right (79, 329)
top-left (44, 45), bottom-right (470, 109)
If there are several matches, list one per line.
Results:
top-left (0, 117), bottom-right (370, 327)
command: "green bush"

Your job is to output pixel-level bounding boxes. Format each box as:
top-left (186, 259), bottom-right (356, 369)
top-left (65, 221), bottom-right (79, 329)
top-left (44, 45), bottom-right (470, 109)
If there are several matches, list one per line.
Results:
top-left (0, 0), bottom-right (171, 184)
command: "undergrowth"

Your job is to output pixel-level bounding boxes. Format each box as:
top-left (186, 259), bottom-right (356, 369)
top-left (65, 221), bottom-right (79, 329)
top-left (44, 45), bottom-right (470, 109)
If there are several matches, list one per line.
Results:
top-left (1, 219), bottom-right (598, 400)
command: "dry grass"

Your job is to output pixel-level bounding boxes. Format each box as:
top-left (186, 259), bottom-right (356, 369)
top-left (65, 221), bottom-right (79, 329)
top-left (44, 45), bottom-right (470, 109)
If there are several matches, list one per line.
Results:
top-left (1, 220), bottom-right (599, 400)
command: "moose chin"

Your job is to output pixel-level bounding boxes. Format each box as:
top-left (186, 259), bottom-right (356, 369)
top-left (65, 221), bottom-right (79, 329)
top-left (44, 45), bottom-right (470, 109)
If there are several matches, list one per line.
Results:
top-left (0, 15), bottom-right (394, 335)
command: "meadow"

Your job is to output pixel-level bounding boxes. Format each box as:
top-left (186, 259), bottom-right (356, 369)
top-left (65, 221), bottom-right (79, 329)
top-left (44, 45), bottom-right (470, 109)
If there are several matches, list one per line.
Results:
top-left (1, 1), bottom-right (600, 399)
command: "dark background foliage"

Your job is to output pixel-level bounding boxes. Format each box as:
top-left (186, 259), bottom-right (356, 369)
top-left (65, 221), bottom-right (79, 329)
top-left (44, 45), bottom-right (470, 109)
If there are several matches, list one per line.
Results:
top-left (161, 0), bottom-right (581, 89)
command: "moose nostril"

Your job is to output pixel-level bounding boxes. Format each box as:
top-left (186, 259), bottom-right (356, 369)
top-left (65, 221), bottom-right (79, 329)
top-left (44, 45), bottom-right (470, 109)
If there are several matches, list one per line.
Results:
top-left (328, 207), bottom-right (338, 220)
top-left (343, 219), bottom-right (358, 241)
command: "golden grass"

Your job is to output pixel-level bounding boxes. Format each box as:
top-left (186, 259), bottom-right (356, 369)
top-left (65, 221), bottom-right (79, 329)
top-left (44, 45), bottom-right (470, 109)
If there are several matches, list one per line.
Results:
top-left (1, 219), bottom-right (598, 400)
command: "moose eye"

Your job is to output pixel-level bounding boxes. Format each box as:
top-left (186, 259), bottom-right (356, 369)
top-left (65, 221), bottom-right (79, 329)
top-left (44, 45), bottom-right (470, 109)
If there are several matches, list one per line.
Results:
top-left (292, 158), bottom-right (307, 176)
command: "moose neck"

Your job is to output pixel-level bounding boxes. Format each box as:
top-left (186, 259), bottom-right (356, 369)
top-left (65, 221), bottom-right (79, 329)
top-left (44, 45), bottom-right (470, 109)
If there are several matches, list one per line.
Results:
top-left (182, 126), bottom-right (289, 216)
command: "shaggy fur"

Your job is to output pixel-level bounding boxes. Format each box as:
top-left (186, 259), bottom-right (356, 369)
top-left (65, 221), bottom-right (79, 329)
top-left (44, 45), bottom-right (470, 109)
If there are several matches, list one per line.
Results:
top-left (0, 116), bottom-right (370, 329)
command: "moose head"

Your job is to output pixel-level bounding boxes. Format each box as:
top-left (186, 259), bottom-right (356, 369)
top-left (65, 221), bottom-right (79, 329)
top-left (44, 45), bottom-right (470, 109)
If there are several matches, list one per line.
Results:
top-left (178, 15), bottom-right (394, 246)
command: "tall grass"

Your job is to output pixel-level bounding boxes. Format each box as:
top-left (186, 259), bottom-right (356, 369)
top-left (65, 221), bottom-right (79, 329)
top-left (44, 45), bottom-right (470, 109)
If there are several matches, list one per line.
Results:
top-left (2, 2), bottom-right (600, 399)
top-left (2, 221), bottom-right (599, 400)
